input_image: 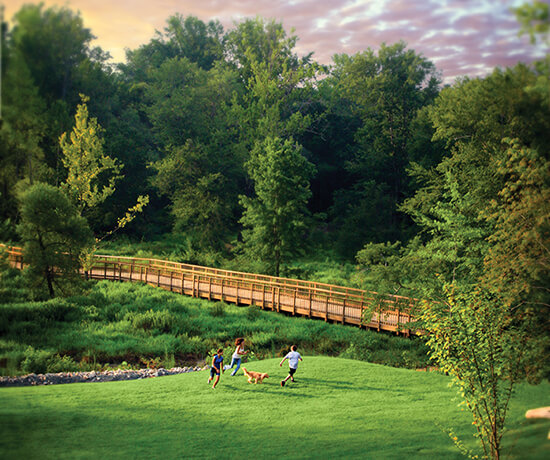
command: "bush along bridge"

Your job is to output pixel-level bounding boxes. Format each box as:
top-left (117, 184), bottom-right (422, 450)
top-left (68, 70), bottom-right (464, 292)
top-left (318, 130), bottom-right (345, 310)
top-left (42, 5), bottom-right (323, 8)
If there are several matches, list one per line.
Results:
top-left (4, 245), bottom-right (418, 336)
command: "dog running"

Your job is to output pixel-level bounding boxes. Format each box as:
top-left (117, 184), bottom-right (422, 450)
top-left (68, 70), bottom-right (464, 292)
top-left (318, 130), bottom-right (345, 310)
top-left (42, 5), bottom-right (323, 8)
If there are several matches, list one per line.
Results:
top-left (242, 367), bottom-right (269, 384)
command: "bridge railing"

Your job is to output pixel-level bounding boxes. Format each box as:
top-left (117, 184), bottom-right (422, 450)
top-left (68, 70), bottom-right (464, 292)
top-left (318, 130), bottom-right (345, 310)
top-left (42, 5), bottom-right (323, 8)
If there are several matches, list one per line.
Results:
top-left (1, 245), bottom-right (419, 335)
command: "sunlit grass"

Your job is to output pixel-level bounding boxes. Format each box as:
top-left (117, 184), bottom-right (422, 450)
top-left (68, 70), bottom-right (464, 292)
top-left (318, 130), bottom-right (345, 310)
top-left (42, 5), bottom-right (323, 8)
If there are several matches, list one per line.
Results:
top-left (1, 357), bottom-right (548, 459)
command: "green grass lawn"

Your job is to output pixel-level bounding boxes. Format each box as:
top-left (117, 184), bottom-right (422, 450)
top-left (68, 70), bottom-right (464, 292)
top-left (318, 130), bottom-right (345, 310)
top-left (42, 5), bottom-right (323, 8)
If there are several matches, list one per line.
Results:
top-left (1, 357), bottom-right (548, 459)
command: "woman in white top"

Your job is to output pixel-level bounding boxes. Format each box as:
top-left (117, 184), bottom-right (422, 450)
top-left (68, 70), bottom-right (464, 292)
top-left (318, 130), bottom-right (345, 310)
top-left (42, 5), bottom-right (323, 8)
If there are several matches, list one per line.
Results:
top-left (226, 337), bottom-right (248, 376)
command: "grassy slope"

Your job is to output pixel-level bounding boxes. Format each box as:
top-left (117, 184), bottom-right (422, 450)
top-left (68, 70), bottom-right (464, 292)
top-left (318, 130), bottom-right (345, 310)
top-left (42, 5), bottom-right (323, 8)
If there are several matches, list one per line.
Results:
top-left (1, 357), bottom-right (548, 459)
top-left (1, 280), bottom-right (429, 375)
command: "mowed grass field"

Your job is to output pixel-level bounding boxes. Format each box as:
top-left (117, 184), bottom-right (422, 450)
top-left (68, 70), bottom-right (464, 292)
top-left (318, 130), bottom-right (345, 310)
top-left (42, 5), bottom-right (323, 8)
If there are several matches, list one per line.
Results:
top-left (1, 357), bottom-right (548, 459)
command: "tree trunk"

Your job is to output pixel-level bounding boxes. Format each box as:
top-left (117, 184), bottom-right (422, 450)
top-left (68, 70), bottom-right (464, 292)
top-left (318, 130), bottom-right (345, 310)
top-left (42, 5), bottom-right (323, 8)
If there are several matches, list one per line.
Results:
top-left (46, 268), bottom-right (55, 298)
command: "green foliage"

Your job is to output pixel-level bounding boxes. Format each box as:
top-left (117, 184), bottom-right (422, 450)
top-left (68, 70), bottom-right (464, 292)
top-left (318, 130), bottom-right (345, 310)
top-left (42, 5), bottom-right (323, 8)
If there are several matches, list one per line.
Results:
top-left (125, 309), bottom-right (178, 333)
top-left (245, 305), bottom-right (261, 321)
top-left (354, 61), bottom-right (550, 459)
top-left (16, 183), bottom-right (94, 298)
top-left (483, 139), bottom-right (550, 327)
top-left (59, 95), bottom-right (149, 271)
top-left (240, 136), bottom-right (316, 276)
top-left (10, 4), bottom-right (95, 106)
top-left (514, 1), bottom-right (549, 44)
top-left (209, 302), bottom-right (226, 318)
top-left (0, 51), bottom-right (48, 222)
top-left (0, 250), bottom-right (29, 304)
top-left (225, 17), bottom-right (312, 100)
top-left (6, 2), bottom-right (110, 205)
top-left (400, 63), bottom-right (550, 296)
top-left (20, 347), bottom-right (79, 374)
top-left (144, 53), bottom-right (244, 248)
top-left (329, 42), bottom-right (440, 256)
top-left (151, 140), bottom-right (237, 249)
top-left (59, 94), bottom-right (122, 214)
top-left (163, 14), bottom-right (224, 70)
top-left (421, 283), bottom-right (539, 459)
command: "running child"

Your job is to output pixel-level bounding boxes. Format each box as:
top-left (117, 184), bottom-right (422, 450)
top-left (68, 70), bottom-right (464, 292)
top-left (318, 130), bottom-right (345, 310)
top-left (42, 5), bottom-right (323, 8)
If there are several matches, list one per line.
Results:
top-left (208, 348), bottom-right (224, 389)
top-left (279, 345), bottom-right (302, 386)
top-left (225, 337), bottom-right (249, 376)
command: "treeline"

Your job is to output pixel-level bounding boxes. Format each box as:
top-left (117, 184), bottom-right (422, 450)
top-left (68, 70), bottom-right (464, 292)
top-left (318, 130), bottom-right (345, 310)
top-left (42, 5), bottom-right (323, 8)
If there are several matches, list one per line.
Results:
top-left (1, 4), bottom-right (548, 310)
top-left (0, 4), bottom-right (442, 268)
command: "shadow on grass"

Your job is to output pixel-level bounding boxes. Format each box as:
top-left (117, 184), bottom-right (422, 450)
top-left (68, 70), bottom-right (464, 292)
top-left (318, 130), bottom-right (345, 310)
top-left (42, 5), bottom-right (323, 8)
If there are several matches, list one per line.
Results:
top-left (221, 381), bottom-right (314, 398)
top-left (283, 376), bottom-right (404, 393)
top-left (219, 374), bottom-right (403, 395)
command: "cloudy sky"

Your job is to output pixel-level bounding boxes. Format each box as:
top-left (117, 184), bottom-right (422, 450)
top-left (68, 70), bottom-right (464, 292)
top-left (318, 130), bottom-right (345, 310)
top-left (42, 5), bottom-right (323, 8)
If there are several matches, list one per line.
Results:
top-left (3, 0), bottom-right (548, 83)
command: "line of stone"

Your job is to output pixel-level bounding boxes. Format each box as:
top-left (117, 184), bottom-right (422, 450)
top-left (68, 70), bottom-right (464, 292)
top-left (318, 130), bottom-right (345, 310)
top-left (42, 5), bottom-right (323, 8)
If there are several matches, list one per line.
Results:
top-left (0, 366), bottom-right (209, 387)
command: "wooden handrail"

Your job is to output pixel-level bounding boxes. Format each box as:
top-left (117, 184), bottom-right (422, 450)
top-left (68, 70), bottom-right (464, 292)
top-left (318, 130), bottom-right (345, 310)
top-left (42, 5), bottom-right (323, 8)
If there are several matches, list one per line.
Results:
top-left (1, 244), bottom-right (419, 335)
top-left (91, 253), bottom-right (417, 303)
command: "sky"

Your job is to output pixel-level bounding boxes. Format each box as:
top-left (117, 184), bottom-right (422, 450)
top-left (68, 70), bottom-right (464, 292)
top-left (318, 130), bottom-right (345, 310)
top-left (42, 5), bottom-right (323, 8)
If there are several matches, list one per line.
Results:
top-left (2, 0), bottom-right (548, 84)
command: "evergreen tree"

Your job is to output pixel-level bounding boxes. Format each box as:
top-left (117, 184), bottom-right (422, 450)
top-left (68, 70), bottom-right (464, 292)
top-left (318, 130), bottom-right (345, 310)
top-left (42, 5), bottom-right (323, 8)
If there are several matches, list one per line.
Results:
top-left (17, 183), bottom-right (93, 298)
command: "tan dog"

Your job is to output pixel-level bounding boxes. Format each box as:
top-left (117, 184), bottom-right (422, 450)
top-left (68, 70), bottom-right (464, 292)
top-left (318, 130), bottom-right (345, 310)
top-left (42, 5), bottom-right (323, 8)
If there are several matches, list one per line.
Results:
top-left (242, 367), bottom-right (269, 384)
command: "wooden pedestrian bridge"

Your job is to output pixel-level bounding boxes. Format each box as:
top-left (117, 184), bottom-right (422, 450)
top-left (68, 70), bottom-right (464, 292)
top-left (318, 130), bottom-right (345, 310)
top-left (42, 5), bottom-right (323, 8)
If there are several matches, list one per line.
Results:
top-left (3, 245), bottom-right (419, 336)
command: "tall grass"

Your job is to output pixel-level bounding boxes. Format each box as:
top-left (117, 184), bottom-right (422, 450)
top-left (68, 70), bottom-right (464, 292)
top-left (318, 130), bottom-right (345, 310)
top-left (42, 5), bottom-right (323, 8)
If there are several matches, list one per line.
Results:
top-left (0, 280), bottom-right (429, 375)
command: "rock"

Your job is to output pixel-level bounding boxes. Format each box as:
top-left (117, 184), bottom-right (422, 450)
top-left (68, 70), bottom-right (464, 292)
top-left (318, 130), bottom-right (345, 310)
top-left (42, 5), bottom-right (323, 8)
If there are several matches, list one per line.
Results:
top-left (0, 363), bottom-right (207, 387)
top-left (525, 407), bottom-right (550, 419)
top-left (525, 407), bottom-right (550, 440)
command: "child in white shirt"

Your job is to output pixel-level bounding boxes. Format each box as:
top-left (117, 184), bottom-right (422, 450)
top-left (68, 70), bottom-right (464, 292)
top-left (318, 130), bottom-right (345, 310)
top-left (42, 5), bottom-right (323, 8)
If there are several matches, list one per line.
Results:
top-left (279, 344), bottom-right (303, 386)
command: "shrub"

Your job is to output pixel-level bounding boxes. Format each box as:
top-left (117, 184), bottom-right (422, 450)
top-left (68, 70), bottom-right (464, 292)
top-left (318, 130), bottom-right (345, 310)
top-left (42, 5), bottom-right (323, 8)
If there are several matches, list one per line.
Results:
top-left (47, 354), bottom-right (79, 373)
top-left (178, 335), bottom-right (209, 355)
top-left (39, 299), bottom-right (74, 322)
top-left (21, 347), bottom-right (53, 374)
top-left (340, 343), bottom-right (371, 361)
top-left (125, 309), bottom-right (177, 333)
top-left (246, 305), bottom-right (261, 321)
top-left (210, 302), bottom-right (226, 317)
top-left (249, 331), bottom-right (278, 348)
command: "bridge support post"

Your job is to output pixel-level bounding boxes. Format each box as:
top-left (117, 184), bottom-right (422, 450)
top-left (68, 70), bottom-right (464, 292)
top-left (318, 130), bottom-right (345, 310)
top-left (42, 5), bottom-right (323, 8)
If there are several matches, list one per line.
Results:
top-left (396, 309), bottom-right (401, 335)
top-left (342, 299), bottom-right (346, 324)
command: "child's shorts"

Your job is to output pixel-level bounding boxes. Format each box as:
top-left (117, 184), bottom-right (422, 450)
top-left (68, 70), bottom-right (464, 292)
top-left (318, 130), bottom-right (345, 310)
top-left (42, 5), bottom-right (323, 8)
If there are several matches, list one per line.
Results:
top-left (289, 367), bottom-right (297, 376)
top-left (210, 367), bottom-right (220, 378)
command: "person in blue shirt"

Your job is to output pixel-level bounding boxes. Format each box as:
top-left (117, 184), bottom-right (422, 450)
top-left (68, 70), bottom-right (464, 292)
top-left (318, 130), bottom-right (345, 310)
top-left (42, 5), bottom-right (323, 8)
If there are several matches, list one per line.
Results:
top-left (279, 345), bottom-right (303, 387)
top-left (208, 348), bottom-right (224, 389)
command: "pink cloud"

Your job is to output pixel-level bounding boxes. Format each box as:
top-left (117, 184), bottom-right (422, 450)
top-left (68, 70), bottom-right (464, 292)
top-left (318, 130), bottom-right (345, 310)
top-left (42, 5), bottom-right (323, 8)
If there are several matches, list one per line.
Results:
top-left (3, 0), bottom-right (546, 85)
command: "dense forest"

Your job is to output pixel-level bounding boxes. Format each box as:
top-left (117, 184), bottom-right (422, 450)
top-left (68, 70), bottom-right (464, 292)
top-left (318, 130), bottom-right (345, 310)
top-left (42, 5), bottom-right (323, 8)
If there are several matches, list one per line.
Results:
top-left (1, 2), bottom-right (548, 303)
top-left (0, 4), bottom-right (445, 267)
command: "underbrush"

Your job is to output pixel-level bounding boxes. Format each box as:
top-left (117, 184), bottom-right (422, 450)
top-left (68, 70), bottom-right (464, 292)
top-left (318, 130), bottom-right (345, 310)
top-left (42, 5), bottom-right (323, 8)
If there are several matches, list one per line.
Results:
top-left (0, 280), bottom-right (430, 375)
top-left (99, 234), bottom-right (228, 268)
